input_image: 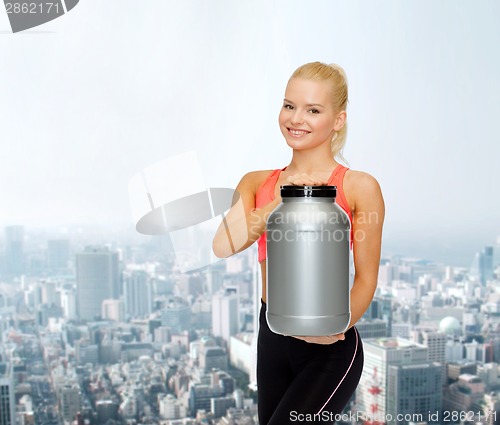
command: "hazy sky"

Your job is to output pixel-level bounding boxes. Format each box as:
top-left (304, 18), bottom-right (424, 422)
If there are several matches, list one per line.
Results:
top-left (1, 1), bottom-right (499, 266)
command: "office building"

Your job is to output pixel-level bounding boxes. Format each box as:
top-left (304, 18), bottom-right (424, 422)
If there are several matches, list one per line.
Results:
top-left (40, 280), bottom-right (58, 306)
top-left (4, 225), bottom-right (24, 276)
top-left (0, 362), bottom-right (15, 425)
top-left (443, 373), bottom-right (485, 412)
top-left (159, 394), bottom-right (183, 420)
top-left (211, 397), bottom-right (236, 418)
top-left (102, 299), bottom-right (125, 322)
top-left (355, 320), bottom-right (388, 339)
top-left (96, 400), bottom-right (118, 425)
top-left (188, 384), bottom-right (224, 417)
top-left (60, 383), bottom-right (81, 422)
top-left (356, 337), bottom-right (434, 422)
top-left (60, 289), bottom-right (77, 320)
top-left (123, 270), bottom-right (153, 319)
top-left (161, 299), bottom-right (191, 333)
top-left (229, 333), bottom-right (254, 376)
top-left (386, 362), bottom-right (442, 424)
top-left (212, 288), bottom-right (239, 342)
top-left (412, 329), bottom-right (447, 386)
top-left (76, 246), bottom-right (119, 320)
top-left (200, 346), bottom-right (228, 372)
top-left (364, 295), bottom-right (393, 331)
top-left (470, 246), bottom-right (494, 285)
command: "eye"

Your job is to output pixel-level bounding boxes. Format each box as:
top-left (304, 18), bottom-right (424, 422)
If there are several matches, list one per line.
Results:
top-left (283, 103), bottom-right (294, 110)
top-left (309, 108), bottom-right (320, 114)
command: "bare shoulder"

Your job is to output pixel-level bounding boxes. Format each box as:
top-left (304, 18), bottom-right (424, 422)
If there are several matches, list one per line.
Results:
top-left (344, 169), bottom-right (384, 213)
top-left (238, 169), bottom-right (276, 192)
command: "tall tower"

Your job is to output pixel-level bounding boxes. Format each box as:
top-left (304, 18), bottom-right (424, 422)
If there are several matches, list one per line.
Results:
top-left (161, 299), bottom-right (191, 334)
top-left (0, 362), bottom-right (15, 425)
top-left (60, 383), bottom-right (81, 423)
top-left (470, 246), bottom-right (494, 285)
top-left (413, 328), bottom-right (447, 387)
top-left (123, 270), bottom-right (153, 319)
top-left (357, 337), bottom-right (441, 423)
top-left (365, 367), bottom-right (383, 425)
top-left (4, 225), bottom-right (24, 276)
top-left (386, 363), bottom-right (442, 424)
top-left (212, 287), bottom-right (239, 343)
top-left (76, 246), bottom-right (119, 321)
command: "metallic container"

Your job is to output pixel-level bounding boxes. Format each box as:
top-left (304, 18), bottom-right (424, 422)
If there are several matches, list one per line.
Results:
top-left (266, 185), bottom-right (351, 336)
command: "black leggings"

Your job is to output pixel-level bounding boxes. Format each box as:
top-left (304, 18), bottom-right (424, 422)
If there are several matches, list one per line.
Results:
top-left (257, 299), bottom-right (364, 424)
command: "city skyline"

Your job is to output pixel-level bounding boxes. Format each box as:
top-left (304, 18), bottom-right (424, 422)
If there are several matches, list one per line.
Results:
top-left (1, 1), bottom-right (499, 264)
top-left (1, 223), bottom-right (500, 424)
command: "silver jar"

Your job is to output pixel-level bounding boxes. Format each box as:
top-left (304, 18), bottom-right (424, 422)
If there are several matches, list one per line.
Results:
top-left (266, 185), bottom-right (351, 336)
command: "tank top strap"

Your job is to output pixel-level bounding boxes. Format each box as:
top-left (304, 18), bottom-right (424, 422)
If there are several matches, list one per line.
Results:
top-left (329, 165), bottom-right (354, 252)
top-left (255, 168), bottom-right (284, 206)
top-left (329, 165), bottom-right (351, 215)
top-left (327, 163), bottom-right (344, 185)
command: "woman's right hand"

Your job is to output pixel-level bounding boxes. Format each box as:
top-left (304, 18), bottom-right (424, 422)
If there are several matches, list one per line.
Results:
top-left (285, 173), bottom-right (330, 186)
top-left (212, 171), bottom-right (282, 258)
top-left (271, 173), bottom-right (329, 205)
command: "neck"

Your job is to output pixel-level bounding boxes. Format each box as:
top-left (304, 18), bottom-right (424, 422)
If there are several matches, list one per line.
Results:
top-left (286, 147), bottom-right (339, 174)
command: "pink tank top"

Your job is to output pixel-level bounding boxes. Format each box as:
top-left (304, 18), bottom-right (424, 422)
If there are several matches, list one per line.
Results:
top-left (255, 164), bottom-right (353, 263)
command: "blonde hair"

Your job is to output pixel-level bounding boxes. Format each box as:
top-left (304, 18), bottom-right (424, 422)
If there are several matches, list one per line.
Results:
top-left (290, 61), bottom-right (349, 166)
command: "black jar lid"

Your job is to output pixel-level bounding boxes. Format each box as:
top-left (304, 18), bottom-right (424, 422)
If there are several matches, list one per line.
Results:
top-left (280, 185), bottom-right (337, 198)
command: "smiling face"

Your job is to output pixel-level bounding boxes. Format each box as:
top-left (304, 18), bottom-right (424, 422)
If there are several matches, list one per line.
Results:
top-left (279, 77), bottom-right (341, 151)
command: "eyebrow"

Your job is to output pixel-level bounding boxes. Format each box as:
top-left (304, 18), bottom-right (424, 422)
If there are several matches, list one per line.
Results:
top-left (283, 98), bottom-right (324, 108)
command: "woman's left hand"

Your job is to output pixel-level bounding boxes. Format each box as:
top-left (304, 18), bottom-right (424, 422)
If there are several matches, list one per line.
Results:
top-left (291, 333), bottom-right (345, 345)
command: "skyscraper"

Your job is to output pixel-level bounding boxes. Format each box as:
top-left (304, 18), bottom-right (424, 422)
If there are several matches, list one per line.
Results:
top-left (4, 225), bottom-right (24, 276)
top-left (386, 362), bottom-right (442, 424)
top-left (101, 299), bottom-right (125, 322)
top-left (0, 362), bottom-right (15, 425)
top-left (161, 299), bottom-right (191, 333)
top-left (412, 328), bottom-right (447, 387)
top-left (212, 288), bottom-right (239, 342)
top-left (40, 280), bottom-right (58, 306)
top-left (76, 246), bottom-right (119, 321)
top-left (60, 288), bottom-right (77, 320)
top-left (60, 383), bottom-right (81, 422)
top-left (470, 245), bottom-right (494, 285)
top-left (364, 295), bottom-right (393, 332)
top-left (123, 270), bottom-right (153, 319)
top-left (356, 337), bottom-right (440, 422)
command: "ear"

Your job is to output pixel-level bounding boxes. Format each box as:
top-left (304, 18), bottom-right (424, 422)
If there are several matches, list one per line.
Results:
top-left (334, 111), bottom-right (347, 132)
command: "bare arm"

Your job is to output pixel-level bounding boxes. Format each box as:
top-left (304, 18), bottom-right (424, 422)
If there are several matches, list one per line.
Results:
top-left (289, 171), bottom-right (385, 344)
top-left (346, 172), bottom-right (385, 330)
top-left (212, 172), bottom-right (281, 259)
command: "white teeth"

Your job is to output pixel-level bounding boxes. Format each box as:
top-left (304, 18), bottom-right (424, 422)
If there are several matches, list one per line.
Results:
top-left (289, 129), bottom-right (309, 135)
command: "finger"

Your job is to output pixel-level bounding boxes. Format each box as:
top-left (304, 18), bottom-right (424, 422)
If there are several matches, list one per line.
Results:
top-left (286, 176), bottom-right (328, 186)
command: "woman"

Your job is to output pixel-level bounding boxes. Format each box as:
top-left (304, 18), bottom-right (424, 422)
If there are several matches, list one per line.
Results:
top-left (212, 61), bottom-right (385, 424)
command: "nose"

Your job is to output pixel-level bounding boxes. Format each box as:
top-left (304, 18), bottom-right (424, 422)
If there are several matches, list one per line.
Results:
top-left (291, 109), bottom-right (304, 126)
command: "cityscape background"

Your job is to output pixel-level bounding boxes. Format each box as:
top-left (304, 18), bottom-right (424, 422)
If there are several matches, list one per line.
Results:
top-left (1, 0), bottom-right (500, 424)
top-left (0, 0), bottom-right (499, 267)
top-left (1, 226), bottom-right (500, 425)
